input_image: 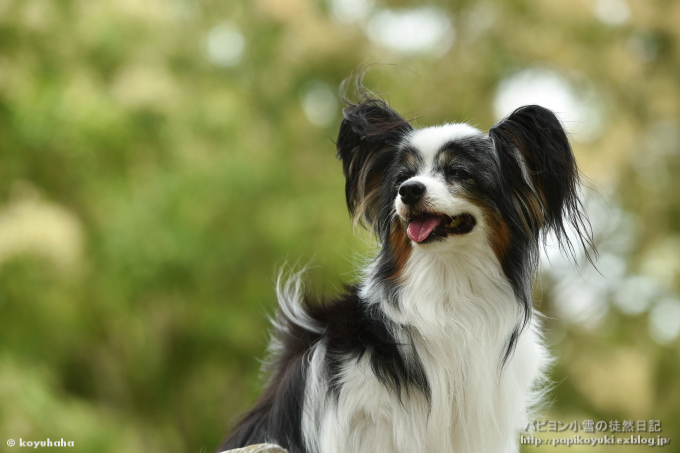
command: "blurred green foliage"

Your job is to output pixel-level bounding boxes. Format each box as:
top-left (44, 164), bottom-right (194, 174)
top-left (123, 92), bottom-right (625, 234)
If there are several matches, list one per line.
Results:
top-left (0, 0), bottom-right (679, 452)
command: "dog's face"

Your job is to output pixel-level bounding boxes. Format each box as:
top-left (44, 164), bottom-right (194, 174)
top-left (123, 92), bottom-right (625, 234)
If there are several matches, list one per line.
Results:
top-left (336, 96), bottom-right (590, 283)
top-left (391, 125), bottom-right (498, 250)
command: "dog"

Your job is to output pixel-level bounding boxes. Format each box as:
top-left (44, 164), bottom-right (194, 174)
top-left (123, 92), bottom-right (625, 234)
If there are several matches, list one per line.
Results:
top-left (218, 82), bottom-right (592, 453)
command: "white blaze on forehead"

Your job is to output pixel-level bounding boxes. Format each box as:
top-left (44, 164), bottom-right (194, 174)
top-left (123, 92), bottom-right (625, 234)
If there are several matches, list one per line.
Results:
top-left (405, 123), bottom-right (482, 171)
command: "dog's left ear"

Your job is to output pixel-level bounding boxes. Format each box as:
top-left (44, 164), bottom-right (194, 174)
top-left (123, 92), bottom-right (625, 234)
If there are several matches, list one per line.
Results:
top-left (336, 98), bottom-right (412, 230)
top-left (489, 105), bottom-right (590, 253)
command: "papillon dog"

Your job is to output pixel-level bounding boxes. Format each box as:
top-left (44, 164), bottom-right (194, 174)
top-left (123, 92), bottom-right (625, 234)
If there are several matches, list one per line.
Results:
top-left (218, 81), bottom-right (592, 453)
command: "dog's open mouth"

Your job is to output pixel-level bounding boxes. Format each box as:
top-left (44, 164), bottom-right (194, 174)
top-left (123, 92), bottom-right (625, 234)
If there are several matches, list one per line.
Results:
top-left (406, 213), bottom-right (476, 243)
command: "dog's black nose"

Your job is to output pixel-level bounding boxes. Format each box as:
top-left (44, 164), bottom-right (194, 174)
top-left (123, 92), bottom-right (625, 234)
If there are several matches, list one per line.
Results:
top-left (399, 181), bottom-right (426, 205)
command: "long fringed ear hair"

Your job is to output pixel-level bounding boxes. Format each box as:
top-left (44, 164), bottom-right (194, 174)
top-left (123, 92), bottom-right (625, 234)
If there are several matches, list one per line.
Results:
top-left (336, 79), bottom-right (413, 236)
top-left (489, 105), bottom-right (595, 263)
top-left (490, 105), bottom-right (596, 366)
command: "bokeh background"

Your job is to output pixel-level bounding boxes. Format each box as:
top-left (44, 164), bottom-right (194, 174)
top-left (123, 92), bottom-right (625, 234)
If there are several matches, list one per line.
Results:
top-left (1, 0), bottom-right (679, 452)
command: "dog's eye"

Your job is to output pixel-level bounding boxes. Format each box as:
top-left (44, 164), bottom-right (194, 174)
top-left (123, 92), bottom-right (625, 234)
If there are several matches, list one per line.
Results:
top-left (448, 168), bottom-right (471, 180)
top-left (395, 172), bottom-right (413, 186)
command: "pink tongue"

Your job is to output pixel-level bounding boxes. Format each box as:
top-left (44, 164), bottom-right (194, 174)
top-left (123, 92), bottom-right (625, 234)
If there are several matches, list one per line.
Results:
top-left (407, 217), bottom-right (441, 243)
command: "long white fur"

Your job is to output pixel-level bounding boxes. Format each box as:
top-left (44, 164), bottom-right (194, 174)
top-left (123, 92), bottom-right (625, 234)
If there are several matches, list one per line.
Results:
top-left (277, 124), bottom-right (551, 453)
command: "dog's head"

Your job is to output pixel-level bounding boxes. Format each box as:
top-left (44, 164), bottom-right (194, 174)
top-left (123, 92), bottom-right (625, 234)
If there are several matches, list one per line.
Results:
top-left (336, 94), bottom-right (591, 280)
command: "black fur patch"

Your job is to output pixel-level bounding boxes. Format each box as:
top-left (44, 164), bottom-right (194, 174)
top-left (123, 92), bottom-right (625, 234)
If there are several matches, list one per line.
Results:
top-left (308, 287), bottom-right (430, 402)
top-left (219, 287), bottom-right (430, 453)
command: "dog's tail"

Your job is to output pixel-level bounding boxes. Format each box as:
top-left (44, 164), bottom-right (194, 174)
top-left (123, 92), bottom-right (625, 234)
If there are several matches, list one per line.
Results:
top-left (220, 268), bottom-right (317, 452)
top-left (259, 267), bottom-right (324, 382)
top-left (274, 268), bottom-right (324, 335)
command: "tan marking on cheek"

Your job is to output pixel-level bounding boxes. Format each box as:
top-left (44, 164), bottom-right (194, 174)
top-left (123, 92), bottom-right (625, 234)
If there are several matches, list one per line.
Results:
top-left (388, 221), bottom-right (412, 281)
top-left (486, 210), bottom-right (511, 263)
top-left (458, 190), bottom-right (511, 262)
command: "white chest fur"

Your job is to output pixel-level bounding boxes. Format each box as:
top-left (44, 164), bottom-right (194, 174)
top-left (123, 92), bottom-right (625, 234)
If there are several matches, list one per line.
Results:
top-left (304, 242), bottom-right (549, 453)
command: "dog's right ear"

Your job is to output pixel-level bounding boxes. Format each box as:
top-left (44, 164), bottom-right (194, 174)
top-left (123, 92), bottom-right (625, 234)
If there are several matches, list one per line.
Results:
top-left (336, 98), bottom-right (412, 230)
top-left (489, 105), bottom-right (593, 261)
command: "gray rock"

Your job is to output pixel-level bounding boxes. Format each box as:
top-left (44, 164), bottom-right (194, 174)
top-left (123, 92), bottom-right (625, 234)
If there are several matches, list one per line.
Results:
top-left (218, 443), bottom-right (289, 453)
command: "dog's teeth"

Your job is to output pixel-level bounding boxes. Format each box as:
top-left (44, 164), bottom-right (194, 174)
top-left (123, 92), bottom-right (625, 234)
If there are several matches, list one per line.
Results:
top-left (447, 216), bottom-right (462, 228)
